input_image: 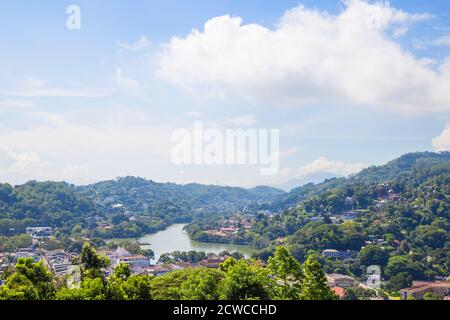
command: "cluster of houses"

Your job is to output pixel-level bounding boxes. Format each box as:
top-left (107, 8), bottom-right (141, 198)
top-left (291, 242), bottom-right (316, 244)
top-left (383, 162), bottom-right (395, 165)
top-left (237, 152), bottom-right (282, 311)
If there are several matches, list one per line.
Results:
top-left (374, 185), bottom-right (401, 208)
top-left (98, 247), bottom-right (151, 275)
top-left (26, 227), bottom-right (53, 240)
top-left (301, 187), bottom-right (402, 226)
top-left (400, 281), bottom-right (450, 300)
top-left (0, 247), bottom-right (77, 278)
top-left (97, 247), bottom-right (231, 277)
top-left (204, 227), bottom-right (240, 239)
top-left (44, 250), bottom-right (77, 276)
top-left (326, 273), bottom-right (383, 300)
top-left (138, 256), bottom-right (231, 277)
top-left (324, 263), bottom-right (450, 300)
top-left (364, 235), bottom-right (402, 248)
top-left (322, 249), bottom-right (357, 260)
top-left (0, 243), bottom-right (234, 282)
top-left (204, 217), bottom-right (254, 240)
top-left (329, 210), bottom-right (366, 224)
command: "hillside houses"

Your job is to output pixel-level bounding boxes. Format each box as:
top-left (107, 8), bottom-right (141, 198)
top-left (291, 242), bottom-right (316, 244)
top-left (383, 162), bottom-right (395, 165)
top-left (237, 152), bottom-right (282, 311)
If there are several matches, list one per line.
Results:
top-left (25, 227), bottom-right (53, 240)
top-left (326, 274), bottom-right (359, 288)
top-left (400, 281), bottom-right (450, 300)
top-left (322, 249), bottom-right (356, 260)
top-left (44, 250), bottom-right (76, 276)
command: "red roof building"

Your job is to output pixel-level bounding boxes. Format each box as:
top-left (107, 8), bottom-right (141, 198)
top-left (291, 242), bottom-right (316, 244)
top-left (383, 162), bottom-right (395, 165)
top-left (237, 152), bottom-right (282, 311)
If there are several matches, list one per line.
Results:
top-left (332, 286), bottom-right (346, 299)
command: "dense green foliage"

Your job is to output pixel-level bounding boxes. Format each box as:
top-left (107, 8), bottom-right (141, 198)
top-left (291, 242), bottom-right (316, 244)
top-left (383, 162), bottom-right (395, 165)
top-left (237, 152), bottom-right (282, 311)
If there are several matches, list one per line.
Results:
top-left (268, 152), bottom-right (450, 211)
top-left (0, 257), bottom-right (55, 300)
top-left (0, 181), bottom-right (98, 237)
top-left (0, 177), bottom-right (284, 241)
top-left (0, 234), bottom-right (32, 252)
top-left (0, 244), bottom-right (333, 301)
top-left (248, 152), bottom-right (450, 289)
top-left (1, 152), bottom-right (449, 298)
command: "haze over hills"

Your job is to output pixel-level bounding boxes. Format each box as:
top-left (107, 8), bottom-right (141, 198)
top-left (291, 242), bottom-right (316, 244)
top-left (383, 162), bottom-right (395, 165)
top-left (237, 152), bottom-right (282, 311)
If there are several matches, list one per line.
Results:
top-left (267, 151), bottom-right (450, 210)
top-left (77, 177), bottom-right (285, 214)
top-left (1, 151), bottom-right (449, 295)
top-left (275, 172), bottom-right (343, 192)
top-left (0, 177), bottom-right (286, 238)
top-left (0, 151), bottom-right (447, 233)
top-left (1, 152), bottom-right (448, 224)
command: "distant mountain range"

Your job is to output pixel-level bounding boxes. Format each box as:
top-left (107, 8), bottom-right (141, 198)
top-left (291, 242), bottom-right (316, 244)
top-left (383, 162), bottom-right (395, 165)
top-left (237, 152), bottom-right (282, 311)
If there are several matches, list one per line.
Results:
top-left (274, 172), bottom-right (343, 192)
top-left (1, 151), bottom-right (449, 237)
top-left (268, 151), bottom-right (450, 210)
top-left (77, 177), bottom-right (285, 214)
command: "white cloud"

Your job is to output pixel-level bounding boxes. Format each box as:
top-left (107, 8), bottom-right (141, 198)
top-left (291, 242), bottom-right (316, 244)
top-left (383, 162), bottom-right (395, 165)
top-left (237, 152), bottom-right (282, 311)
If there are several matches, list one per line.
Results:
top-left (0, 112), bottom-right (176, 184)
top-left (0, 99), bottom-right (36, 109)
top-left (0, 145), bottom-right (49, 184)
top-left (0, 111), bottom-right (174, 167)
top-left (0, 145), bottom-right (44, 173)
top-left (0, 145), bottom-right (98, 185)
top-left (118, 36), bottom-right (151, 52)
top-left (4, 78), bottom-right (110, 98)
top-left (62, 165), bottom-right (90, 182)
top-left (186, 111), bottom-right (202, 118)
top-left (431, 36), bottom-right (450, 46)
top-left (0, 120), bottom-right (172, 160)
top-left (156, 0), bottom-right (450, 114)
top-left (280, 147), bottom-right (299, 157)
top-left (298, 156), bottom-right (368, 177)
top-left (225, 114), bottom-right (256, 126)
top-left (432, 124), bottom-right (450, 151)
top-left (115, 67), bottom-right (147, 99)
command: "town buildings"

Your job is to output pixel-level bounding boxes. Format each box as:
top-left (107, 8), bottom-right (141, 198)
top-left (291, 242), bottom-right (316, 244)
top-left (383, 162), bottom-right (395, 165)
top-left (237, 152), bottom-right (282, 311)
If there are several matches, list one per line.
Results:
top-left (118, 255), bottom-right (151, 268)
top-left (44, 250), bottom-right (76, 276)
top-left (25, 227), bottom-right (53, 240)
top-left (198, 256), bottom-right (228, 269)
top-left (400, 281), bottom-right (450, 300)
top-left (322, 249), bottom-right (355, 260)
top-left (326, 274), bottom-right (359, 289)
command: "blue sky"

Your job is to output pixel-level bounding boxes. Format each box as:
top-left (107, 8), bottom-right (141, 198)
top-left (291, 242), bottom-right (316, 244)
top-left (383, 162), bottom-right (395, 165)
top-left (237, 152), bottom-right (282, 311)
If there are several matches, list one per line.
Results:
top-left (0, 0), bottom-right (450, 188)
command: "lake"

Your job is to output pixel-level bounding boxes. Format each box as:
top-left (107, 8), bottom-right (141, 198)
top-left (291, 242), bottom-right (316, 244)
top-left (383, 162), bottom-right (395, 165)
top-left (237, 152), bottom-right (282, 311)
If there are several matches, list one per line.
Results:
top-left (106, 223), bottom-right (258, 259)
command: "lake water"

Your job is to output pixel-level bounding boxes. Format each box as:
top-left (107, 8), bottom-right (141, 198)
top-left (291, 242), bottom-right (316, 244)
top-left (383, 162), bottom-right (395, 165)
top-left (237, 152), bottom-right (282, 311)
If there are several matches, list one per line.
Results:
top-left (106, 223), bottom-right (258, 259)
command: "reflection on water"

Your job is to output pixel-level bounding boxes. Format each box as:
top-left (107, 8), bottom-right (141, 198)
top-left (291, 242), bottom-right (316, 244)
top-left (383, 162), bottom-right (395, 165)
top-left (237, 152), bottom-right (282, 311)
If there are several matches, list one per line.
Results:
top-left (107, 223), bottom-right (257, 259)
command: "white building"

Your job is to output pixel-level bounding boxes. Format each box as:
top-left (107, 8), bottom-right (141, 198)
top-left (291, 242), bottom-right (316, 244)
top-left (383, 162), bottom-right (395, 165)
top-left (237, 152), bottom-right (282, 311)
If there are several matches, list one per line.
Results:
top-left (26, 227), bottom-right (52, 239)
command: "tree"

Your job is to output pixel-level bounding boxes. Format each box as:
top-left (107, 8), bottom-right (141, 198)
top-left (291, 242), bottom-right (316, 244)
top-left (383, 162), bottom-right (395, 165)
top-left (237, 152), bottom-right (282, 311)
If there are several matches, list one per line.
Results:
top-left (149, 269), bottom-right (196, 300)
top-left (220, 259), bottom-right (275, 300)
top-left (423, 292), bottom-right (443, 300)
top-left (358, 245), bottom-right (389, 267)
top-left (107, 263), bottom-right (153, 300)
top-left (268, 246), bottom-right (303, 299)
top-left (120, 275), bottom-right (153, 300)
top-left (79, 277), bottom-right (107, 300)
top-left (0, 273), bottom-right (39, 300)
top-left (14, 258), bottom-right (55, 299)
top-left (179, 268), bottom-right (225, 300)
top-left (112, 263), bottom-right (131, 281)
top-left (343, 287), bottom-right (378, 300)
top-left (300, 257), bottom-right (336, 300)
top-left (219, 257), bottom-right (237, 273)
top-left (385, 255), bottom-right (425, 280)
top-left (0, 258), bottom-right (55, 300)
top-left (386, 272), bottom-right (413, 292)
top-left (79, 243), bottom-right (110, 279)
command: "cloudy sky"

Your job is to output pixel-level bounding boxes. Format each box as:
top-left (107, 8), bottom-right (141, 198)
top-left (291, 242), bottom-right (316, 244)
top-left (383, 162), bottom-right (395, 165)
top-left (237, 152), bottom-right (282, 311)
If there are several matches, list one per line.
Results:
top-left (0, 0), bottom-right (450, 187)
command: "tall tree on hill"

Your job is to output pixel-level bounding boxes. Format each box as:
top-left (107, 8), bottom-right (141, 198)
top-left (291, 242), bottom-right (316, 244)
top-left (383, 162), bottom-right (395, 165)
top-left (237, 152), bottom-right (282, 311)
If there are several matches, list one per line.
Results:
top-left (268, 246), bottom-right (303, 299)
top-left (300, 257), bottom-right (336, 300)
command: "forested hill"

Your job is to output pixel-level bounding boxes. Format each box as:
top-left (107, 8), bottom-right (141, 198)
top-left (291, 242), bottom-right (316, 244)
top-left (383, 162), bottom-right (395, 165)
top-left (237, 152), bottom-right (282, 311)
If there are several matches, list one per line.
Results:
top-left (352, 152), bottom-right (450, 184)
top-left (1, 152), bottom-right (449, 239)
top-left (0, 181), bottom-right (99, 236)
top-left (0, 177), bottom-right (284, 238)
top-left (270, 152), bottom-right (450, 210)
top-left (77, 176), bottom-right (285, 215)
